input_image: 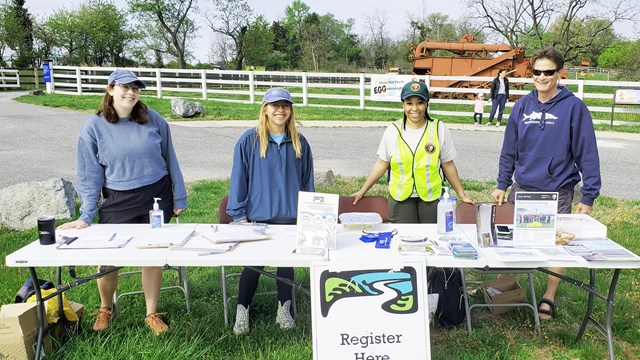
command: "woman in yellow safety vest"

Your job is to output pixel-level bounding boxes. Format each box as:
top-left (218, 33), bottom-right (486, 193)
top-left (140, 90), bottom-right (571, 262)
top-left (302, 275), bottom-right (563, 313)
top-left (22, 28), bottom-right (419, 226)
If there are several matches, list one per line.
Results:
top-left (352, 81), bottom-right (473, 223)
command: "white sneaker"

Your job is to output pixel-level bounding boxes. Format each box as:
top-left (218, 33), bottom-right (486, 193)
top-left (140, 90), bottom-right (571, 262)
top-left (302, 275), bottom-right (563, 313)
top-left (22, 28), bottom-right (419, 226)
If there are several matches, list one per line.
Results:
top-left (496, 122), bottom-right (501, 126)
top-left (276, 300), bottom-right (295, 329)
top-left (485, 122), bottom-right (491, 126)
top-left (233, 304), bottom-right (249, 335)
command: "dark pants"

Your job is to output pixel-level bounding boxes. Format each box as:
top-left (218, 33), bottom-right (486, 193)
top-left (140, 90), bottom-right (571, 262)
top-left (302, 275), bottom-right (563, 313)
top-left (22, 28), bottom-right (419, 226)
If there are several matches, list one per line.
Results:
top-left (237, 267), bottom-right (294, 307)
top-left (507, 182), bottom-right (574, 214)
top-left (473, 113), bottom-right (483, 124)
top-left (488, 94), bottom-right (507, 124)
top-left (387, 196), bottom-right (438, 223)
top-left (237, 219), bottom-right (295, 307)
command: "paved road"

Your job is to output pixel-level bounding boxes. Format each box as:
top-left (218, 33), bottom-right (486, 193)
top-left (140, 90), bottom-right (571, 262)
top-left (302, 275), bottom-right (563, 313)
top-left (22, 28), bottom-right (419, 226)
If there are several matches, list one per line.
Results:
top-left (1, 92), bottom-right (639, 200)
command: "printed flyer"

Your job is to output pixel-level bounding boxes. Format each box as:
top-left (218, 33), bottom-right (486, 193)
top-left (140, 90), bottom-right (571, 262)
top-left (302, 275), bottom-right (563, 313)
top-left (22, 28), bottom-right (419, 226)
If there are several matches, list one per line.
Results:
top-left (296, 191), bottom-right (339, 253)
top-left (513, 192), bottom-right (558, 248)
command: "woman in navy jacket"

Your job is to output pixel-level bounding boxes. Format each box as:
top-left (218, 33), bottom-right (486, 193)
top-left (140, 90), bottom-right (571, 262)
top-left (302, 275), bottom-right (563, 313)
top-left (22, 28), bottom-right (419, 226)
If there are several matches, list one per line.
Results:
top-left (227, 88), bottom-right (314, 335)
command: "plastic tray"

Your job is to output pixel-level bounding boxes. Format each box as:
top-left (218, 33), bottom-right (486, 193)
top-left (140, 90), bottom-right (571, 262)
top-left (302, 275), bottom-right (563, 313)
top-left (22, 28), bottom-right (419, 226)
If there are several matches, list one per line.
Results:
top-left (338, 212), bottom-right (382, 230)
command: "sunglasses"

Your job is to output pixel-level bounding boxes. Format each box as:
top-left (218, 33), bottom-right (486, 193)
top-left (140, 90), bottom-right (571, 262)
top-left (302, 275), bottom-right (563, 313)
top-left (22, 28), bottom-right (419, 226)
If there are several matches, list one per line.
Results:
top-left (115, 83), bottom-right (141, 93)
top-left (532, 69), bottom-right (559, 76)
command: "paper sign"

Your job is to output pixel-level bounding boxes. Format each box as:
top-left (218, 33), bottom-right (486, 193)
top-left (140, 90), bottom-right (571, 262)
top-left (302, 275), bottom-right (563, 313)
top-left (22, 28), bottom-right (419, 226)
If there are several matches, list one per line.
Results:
top-left (370, 75), bottom-right (417, 102)
top-left (296, 191), bottom-right (339, 251)
top-left (513, 192), bottom-right (558, 248)
top-left (311, 261), bottom-right (430, 360)
top-left (613, 88), bottom-right (640, 105)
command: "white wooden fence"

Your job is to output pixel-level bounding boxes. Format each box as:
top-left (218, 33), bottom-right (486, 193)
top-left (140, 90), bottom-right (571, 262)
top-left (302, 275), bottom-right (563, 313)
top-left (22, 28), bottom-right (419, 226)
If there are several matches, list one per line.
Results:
top-left (47, 65), bottom-right (640, 121)
top-left (0, 69), bottom-right (20, 89)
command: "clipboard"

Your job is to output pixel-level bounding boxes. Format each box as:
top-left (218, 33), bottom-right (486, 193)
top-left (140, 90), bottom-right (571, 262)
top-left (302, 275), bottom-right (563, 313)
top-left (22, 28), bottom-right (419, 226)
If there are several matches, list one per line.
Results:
top-left (56, 234), bottom-right (133, 249)
top-left (137, 229), bottom-right (196, 249)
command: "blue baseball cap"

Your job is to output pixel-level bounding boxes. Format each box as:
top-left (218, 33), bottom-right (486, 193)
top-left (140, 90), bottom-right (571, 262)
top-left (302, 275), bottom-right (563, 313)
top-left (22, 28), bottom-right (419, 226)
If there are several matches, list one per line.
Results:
top-left (400, 81), bottom-right (429, 102)
top-left (107, 69), bottom-right (146, 89)
top-left (263, 88), bottom-right (293, 104)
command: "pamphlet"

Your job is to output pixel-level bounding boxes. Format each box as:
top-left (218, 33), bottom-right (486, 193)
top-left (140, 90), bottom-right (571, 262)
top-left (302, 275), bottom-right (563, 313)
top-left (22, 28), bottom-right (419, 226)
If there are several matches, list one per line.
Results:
top-left (513, 192), bottom-right (558, 248)
top-left (295, 191), bottom-right (339, 253)
top-left (449, 241), bottom-right (478, 259)
top-left (491, 248), bottom-right (545, 262)
top-left (563, 239), bottom-right (640, 261)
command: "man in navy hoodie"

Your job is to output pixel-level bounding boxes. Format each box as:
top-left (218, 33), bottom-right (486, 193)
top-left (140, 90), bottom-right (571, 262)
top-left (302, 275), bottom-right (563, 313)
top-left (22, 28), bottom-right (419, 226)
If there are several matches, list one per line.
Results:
top-left (491, 47), bottom-right (601, 320)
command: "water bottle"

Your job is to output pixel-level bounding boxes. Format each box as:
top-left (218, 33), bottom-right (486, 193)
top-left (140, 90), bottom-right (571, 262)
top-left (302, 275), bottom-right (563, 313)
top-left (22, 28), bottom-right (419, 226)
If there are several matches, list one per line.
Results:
top-left (437, 187), bottom-right (455, 234)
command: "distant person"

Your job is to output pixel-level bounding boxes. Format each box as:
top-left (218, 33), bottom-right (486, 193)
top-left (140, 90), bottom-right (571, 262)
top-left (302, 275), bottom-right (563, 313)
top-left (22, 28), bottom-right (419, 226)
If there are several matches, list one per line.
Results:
top-left (58, 69), bottom-right (188, 335)
top-left (486, 68), bottom-right (509, 126)
top-left (352, 81), bottom-right (473, 223)
top-left (227, 88), bottom-right (314, 335)
top-left (473, 92), bottom-right (486, 126)
top-left (491, 47), bottom-right (601, 320)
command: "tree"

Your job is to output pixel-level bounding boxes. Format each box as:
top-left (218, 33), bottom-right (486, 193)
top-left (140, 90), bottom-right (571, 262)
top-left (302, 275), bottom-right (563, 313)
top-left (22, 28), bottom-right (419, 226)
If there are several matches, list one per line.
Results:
top-left (38, 1), bottom-right (136, 66)
top-left (243, 16), bottom-right (273, 68)
top-left (279, 0), bottom-right (310, 69)
top-left (128, 0), bottom-right (198, 69)
top-left (3, 0), bottom-right (34, 67)
top-left (598, 40), bottom-right (640, 80)
top-left (464, 0), bottom-right (639, 58)
top-left (362, 9), bottom-right (395, 70)
top-left (206, 0), bottom-right (252, 70)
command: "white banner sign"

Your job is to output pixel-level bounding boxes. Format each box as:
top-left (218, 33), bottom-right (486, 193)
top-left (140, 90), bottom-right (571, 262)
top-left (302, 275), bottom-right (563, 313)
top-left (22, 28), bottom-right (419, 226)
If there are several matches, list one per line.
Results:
top-left (311, 261), bottom-right (430, 360)
top-left (370, 75), bottom-right (417, 102)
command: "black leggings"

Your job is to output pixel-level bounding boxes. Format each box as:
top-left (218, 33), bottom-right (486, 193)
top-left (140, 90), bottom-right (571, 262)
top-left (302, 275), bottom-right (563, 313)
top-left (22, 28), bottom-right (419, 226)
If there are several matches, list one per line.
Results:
top-left (473, 113), bottom-right (483, 124)
top-left (237, 266), bottom-right (294, 307)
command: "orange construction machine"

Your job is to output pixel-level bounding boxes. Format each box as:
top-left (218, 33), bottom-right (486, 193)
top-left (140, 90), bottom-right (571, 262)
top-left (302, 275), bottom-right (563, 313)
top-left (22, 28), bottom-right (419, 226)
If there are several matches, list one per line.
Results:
top-left (410, 35), bottom-right (533, 98)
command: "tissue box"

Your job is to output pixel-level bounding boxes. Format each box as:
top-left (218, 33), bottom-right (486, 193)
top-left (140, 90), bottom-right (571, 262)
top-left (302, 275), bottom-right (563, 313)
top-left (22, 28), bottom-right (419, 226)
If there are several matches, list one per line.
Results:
top-left (338, 212), bottom-right (382, 230)
top-left (556, 214), bottom-right (607, 239)
top-left (482, 275), bottom-right (526, 315)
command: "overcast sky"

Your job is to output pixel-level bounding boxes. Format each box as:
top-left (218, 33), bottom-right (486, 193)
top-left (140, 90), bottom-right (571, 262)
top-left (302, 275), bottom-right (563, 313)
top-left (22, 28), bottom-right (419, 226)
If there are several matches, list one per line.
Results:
top-left (25, 0), bottom-right (638, 64)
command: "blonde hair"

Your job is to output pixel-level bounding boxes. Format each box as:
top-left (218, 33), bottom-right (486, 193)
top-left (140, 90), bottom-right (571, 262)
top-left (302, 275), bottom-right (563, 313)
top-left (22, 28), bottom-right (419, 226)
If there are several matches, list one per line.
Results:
top-left (257, 103), bottom-right (302, 158)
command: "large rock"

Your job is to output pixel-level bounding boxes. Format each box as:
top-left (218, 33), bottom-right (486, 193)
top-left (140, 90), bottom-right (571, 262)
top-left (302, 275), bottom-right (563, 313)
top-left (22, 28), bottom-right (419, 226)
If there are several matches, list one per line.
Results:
top-left (0, 178), bottom-right (76, 230)
top-left (170, 98), bottom-right (205, 118)
top-left (314, 168), bottom-right (336, 188)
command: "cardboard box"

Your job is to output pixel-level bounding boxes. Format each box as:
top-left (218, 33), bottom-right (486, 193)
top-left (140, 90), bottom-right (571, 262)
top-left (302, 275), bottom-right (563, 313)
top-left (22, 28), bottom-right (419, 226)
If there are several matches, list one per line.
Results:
top-left (482, 275), bottom-right (526, 315)
top-left (0, 301), bottom-right (84, 360)
top-left (0, 302), bottom-right (50, 360)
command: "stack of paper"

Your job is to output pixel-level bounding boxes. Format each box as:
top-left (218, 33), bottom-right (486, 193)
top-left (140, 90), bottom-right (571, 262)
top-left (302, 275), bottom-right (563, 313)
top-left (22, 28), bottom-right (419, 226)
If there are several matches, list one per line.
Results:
top-left (201, 228), bottom-right (270, 243)
top-left (450, 242), bottom-right (478, 259)
top-left (57, 234), bottom-right (133, 249)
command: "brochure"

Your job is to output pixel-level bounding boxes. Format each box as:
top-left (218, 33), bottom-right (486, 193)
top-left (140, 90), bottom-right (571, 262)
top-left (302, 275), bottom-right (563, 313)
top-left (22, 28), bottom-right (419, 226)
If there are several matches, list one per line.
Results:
top-left (295, 191), bottom-right (339, 253)
top-left (513, 192), bottom-right (558, 248)
top-left (563, 239), bottom-right (640, 261)
top-left (449, 241), bottom-right (478, 259)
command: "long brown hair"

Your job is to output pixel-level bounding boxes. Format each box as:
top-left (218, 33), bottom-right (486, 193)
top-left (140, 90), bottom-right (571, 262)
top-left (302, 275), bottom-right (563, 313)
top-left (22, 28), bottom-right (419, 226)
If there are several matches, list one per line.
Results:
top-left (256, 103), bottom-right (302, 158)
top-left (97, 85), bottom-right (149, 124)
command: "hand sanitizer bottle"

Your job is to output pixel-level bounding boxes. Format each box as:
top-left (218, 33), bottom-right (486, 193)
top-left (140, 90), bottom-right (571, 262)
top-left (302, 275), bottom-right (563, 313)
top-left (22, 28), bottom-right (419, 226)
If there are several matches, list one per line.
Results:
top-left (150, 197), bottom-right (164, 228)
top-left (437, 187), bottom-right (455, 234)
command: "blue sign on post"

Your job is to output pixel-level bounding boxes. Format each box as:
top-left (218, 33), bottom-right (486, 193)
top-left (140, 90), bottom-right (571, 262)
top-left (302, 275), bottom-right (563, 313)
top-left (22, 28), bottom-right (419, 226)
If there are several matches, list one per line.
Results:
top-left (42, 63), bottom-right (51, 83)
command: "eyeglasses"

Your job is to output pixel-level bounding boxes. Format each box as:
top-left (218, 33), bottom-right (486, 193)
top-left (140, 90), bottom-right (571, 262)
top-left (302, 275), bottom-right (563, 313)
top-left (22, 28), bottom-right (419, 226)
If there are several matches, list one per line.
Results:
top-left (532, 69), bottom-right (559, 76)
top-left (268, 103), bottom-right (291, 110)
top-left (115, 83), bottom-right (140, 93)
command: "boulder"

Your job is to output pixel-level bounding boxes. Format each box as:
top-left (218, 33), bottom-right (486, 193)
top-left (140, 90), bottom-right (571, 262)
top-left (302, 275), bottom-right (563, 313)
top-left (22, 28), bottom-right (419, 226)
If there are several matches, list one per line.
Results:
top-left (314, 168), bottom-right (336, 188)
top-left (0, 178), bottom-right (76, 231)
top-left (170, 98), bottom-right (205, 118)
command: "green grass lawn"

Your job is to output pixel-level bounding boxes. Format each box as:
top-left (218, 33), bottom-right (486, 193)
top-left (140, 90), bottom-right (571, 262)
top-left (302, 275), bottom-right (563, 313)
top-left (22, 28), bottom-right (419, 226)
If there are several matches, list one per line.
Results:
top-left (1, 177), bottom-right (639, 359)
top-left (13, 92), bottom-right (640, 131)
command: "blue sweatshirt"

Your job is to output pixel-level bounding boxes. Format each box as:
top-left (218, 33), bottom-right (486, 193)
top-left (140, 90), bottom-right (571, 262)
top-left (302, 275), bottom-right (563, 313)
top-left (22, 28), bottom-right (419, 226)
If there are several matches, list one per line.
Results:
top-left (227, 128), bottom-right (315, 223)
top-left (497, 87), bottom-right (601, 205)
top-left (76, 109), bottom-right (187, 224)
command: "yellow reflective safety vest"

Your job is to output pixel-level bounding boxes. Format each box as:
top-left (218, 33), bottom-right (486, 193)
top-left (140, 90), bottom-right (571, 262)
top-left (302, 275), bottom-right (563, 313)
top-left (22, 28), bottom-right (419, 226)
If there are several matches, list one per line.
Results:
top-left (389, 119), bottom-right (442, 202)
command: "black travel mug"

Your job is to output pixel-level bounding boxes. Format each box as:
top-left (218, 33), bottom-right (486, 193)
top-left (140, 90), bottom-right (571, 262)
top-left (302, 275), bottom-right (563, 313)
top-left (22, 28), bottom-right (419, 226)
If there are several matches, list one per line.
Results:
top-left (37, 216), bottom-right (56, 245)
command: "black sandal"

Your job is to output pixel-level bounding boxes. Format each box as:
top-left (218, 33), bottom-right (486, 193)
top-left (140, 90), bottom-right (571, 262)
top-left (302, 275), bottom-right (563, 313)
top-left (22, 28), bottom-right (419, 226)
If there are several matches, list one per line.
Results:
top-left (538, 298), bottom-right (556, 319)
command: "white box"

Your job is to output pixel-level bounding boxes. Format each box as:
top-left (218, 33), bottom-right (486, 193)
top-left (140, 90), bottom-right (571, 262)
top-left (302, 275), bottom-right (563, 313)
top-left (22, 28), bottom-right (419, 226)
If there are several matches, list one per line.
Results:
top-left (556, 214), bottom-right (607, 239)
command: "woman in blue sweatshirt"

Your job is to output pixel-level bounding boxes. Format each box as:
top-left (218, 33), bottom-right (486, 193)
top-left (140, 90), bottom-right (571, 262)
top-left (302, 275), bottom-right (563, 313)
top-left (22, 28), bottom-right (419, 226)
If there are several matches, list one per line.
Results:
top-left (58, 69), bottom-right (187, 335)
top-left (491, 48), bottom-right (601, 320)
top-left (227, 88), bottom-right (314, 335)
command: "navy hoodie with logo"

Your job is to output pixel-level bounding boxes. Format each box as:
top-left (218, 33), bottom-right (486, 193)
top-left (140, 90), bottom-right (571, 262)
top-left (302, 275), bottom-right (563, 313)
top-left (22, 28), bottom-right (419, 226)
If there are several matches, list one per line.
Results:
top-left (497, 87), bottom-right (601, 206)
